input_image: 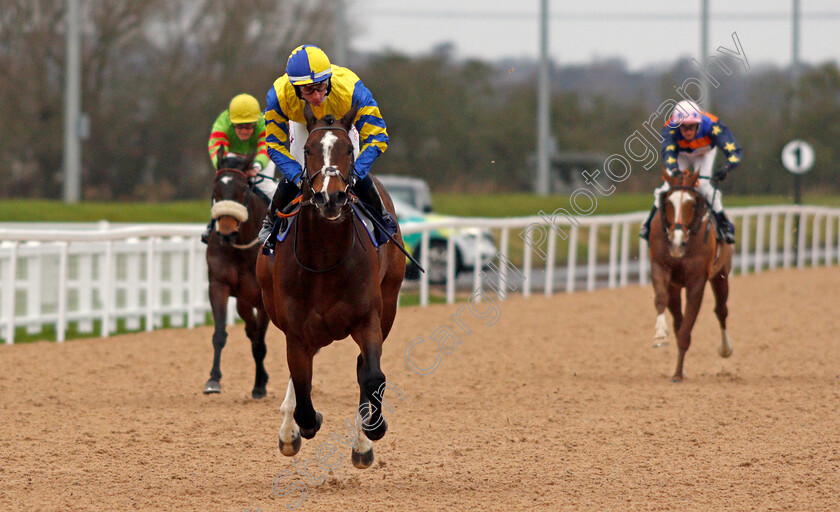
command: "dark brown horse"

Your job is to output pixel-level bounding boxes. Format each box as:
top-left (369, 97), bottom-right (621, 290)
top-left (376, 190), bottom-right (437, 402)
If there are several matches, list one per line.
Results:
top-left (256, 104), bottom-right (405, 468)
top-left (204, 151), bottom-right (271, 398)
top-left (648, 168), bottom-right (733, 382)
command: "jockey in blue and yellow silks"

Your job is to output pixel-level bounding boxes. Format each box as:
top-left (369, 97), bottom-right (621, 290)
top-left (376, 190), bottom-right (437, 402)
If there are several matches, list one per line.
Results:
top-left (259, 44), bottom-right (393, 249)
top-left (640, 100), bottom-right (743, 244)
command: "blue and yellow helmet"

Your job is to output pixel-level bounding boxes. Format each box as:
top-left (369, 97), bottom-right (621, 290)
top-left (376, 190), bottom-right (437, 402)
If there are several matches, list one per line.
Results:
top-left (286, 45), bottom-right (332, 85)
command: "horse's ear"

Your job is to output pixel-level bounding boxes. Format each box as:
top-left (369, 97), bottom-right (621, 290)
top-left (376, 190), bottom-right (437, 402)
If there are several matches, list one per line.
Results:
top-left (687, 169), bottom-right (701, 187)
top-left (215, 147), bottom-right (225, 169)
top-left (303, 102), bottom-right (317, 130)
top-left (340, 103), bottom-right (359, 132)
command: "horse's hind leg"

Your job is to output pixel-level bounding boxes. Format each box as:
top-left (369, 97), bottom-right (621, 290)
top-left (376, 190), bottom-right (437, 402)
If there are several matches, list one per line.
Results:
top-left (278, 377), bottom-right (302, 456)
top-left (711, 272), bottom-right (733, 358)
top-left (239, 301), bottom-right (269, 399)
top-left (350, 354), bottom-right (376, 469)
top-left (204, 282), bottom-right (230, 394)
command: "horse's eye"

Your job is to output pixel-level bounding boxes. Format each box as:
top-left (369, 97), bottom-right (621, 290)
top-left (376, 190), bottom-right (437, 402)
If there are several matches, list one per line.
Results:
top-left (303, 148), bottom-right (311, 156)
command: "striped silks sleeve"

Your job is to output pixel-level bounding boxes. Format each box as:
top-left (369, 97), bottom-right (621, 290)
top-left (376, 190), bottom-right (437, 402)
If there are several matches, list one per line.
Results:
top-left (264, 83), bottom-right (303, 181)
top-left (660, 126), bottom-right (680, 173)
top-left (350, 80), bottom-right (388, 179)
top-left (208, 111), bottom-right (231, 170)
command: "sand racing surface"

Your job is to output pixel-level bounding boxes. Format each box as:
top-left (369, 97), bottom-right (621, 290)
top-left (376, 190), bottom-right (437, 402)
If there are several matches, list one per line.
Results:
top-left (2, 267), bottom-right (839, 511)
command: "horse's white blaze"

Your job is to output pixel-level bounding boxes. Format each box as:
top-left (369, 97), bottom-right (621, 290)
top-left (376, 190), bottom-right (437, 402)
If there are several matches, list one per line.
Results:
top-left (671, 228), bottom-right (685, 248)
top-left (220, 176), bottom-right (232, 185)
top-left (318, 131), bottom-right (339, 194)
top-left (718, 329), bottom-right (734, 358)
top-left (654, 313), bottom-right (668, 341)
top-left (279, 378), bottom-right (299, 443)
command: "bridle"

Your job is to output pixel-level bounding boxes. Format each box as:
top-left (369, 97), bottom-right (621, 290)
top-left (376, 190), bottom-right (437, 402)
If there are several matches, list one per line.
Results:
top-left (293, 124), bottom-right (363, 272)
top-left (300, 125), bottom-right (356, 209)
top-left (659, 185), bottom-right (705, 239)
top-left (213, 168), bottom-right (258, 249)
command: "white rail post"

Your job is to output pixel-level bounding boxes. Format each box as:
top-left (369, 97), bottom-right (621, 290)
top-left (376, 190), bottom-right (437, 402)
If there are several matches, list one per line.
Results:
top-left (783, 213), bottom-right (794, 269)
top-left (768, 212), bottom-right (779, 270)
top-left (57, 242), bottom-right (69, 342)
top-left (608, 222), bottom-right (619, 289)
top-left (586, 225), bottom-right (597, 291)
top-left (497, 228), bottom-right (510, 301)
top-left (522, 227), bottom-right (532, 298)
top-left (446, 230), bottom-right (456, 304)
top-left (619, 221), bottom-right (630, 287)
top-left (4, 241), bottom-right (19, 344)
top-left (754, 213), bottom-right (765, 273)
top-left (146, 237), bottom-right (156, 331)
top-left (101, 240), bottom-right (113, 337)
top-left (740, 214), bottom-right (750, 276)
top-left (797, 213), bottom-right (807, 269)
top-left (811, 214), bottom-right (822, 267)
top-left (544, 225), bottom-right (556, 296)
top-left (639, 238), bottom-right (648, 285)
top-left (419, 230), bottom-right (430, 306)
top-left (566, 225), bottom-right (578, 293)
top-left (188, 237), bottom-right (198, 326)
top-left (78, 251), bottom-right (93, 333)
top-left (825, 214), bottom-right (834, 265)
top-left (472, 230), bottom-right (482, 293)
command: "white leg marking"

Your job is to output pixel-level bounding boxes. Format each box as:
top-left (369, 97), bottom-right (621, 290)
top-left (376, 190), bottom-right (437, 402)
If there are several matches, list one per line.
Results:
top-left (718, 328), bottom-right (733, 358)
top-left (354, 408), bottom-right (374, 454)
top-left (654, 313), bottom-right (669, 342)
top-left (279, 378), bottom-right (299, 443)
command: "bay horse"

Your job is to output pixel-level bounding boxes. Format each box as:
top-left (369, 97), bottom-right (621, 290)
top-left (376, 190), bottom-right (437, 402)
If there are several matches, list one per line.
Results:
top-left (203, 150), bottom-right (271, 398)
top-left (256, 103), bottom-right (405, 469)
top-left (648, 168), bottom-right (734, 382)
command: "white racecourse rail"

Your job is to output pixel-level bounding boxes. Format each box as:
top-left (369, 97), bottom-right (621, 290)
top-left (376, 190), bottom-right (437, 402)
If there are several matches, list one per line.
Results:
top-left (1, 205), bottom-right (838, 344)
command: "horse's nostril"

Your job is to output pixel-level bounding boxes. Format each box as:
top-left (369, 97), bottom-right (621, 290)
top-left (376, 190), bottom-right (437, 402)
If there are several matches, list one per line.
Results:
top-left (313, 192), bottom-right (327, 208)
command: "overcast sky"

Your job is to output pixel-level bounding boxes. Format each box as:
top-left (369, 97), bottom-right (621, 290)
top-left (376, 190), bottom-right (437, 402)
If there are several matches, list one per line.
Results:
top-left (350, 1), bottom-right (840, 71)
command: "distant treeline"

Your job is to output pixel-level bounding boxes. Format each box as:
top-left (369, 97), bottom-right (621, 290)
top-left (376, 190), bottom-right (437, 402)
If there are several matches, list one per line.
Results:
top-left (2, 1), bottom-right (838, 200)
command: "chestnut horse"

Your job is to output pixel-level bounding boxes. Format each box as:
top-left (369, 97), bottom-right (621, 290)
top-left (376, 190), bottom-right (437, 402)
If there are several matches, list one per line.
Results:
top-left (648, 169), bottom-right (733, 382)
top-left (204, 151), bottom-right (271, 398)
top-left (256, 104), bottom-right (405, 468)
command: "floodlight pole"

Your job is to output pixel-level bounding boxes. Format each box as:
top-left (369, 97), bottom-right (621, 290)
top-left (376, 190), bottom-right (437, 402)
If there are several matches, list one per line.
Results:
top-left (535, 0), bottom-right (550, 196)
top-left (63, 0), bottom-right (82, 203)
top-left (700, 0), bottom-right (711, 110)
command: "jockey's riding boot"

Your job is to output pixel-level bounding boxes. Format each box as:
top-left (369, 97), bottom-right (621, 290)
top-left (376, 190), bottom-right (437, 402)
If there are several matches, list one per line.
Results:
top-left (259, 179), bottom-right (300, 249)
top-left (353, 175), bottom-right (398, 234)
top-left (638, 205), bottom-right (658, 241)
top-left (201, 219), bottom-right (214, 245)
top-left (717, 210), bottom-right (736, 244)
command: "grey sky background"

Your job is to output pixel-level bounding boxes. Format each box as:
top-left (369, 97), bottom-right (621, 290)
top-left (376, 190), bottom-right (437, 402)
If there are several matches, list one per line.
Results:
top-left (351, 1), bottom-right (839, 71)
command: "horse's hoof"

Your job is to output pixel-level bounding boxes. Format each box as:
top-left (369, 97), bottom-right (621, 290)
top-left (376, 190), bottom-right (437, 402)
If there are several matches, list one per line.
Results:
top-left (718, 345), bottom-right (733, 358)
top-left (251, 387), bottom-right (267, 400)
top-left (279, 432), bottom-right (302, 456)
top-left (363, 417), bottom-right (388, 441)
top-left (203, 379), bottom-right (221, 394)
top-left (671, 376), bottom-right (684, 383)
top-left (299, 412), bottom-right (323, 440)
top-left (351, 448), bottom-right (375, 469)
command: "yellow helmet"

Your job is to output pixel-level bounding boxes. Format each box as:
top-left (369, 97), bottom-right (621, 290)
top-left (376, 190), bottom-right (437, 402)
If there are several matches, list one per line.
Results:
top-left (228, 94), bottom-right (261, 124)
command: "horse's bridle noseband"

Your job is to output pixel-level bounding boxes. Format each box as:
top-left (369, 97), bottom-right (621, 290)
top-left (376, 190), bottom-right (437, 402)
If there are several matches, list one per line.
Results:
top-left (660, 185), bottom-right (704, 236)
top-left (300, 125), bottom-right (356, 204)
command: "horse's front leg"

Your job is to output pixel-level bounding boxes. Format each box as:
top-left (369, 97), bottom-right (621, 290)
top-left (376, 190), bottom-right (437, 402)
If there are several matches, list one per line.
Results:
top-left (278, 377), bottom-right (302, 456)
top-left (710, 271), bottom-right (733, 358)
top-left (650, 262), bottom-right (672, 346)
top-left (238, 300), bottom-right (269, 399)
top-left (350, 354), bottom-right (376, 469)
top-left (286, 338), bottom-right (322, 440)
top-left (673, 278), bottom-right (706, 382)
top-left (203, 281), bottom-right (230, 394)
top-left (351, 320), bottom-right (388, 442)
